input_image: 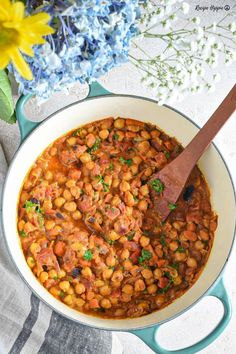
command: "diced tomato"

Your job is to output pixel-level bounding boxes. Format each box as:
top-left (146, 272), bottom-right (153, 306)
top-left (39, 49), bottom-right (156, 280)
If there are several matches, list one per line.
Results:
top-left (54, 241), bottom-right (66, 256)
top-left (89, 299), bottom-right (100, 309)
top-left (158, 277), bottom-right (169, 289)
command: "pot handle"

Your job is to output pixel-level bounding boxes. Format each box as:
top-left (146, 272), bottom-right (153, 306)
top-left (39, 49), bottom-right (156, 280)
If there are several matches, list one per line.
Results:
top-left (15, 82), bottom-right (111, 142)
top-left (130, 278), bottom-right (231, 354)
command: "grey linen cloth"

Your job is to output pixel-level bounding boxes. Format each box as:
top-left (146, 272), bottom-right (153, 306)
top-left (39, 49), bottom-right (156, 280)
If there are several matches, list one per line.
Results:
top-left (0, 143), bottom-right (122, 354)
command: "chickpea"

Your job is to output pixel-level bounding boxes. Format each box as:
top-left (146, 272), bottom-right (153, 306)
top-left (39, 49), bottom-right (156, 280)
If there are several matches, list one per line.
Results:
top-left (70, 186), bottom-right (81, 199)
top-left (133, 156), bottom-right (142, 165)
top-left (127, 125), bottom-right (140, 132)
top-left (169, 241), bottom-right (179, 252)
top-left (45, 171), bottom-right (53, 181)
top-left (134, 279), bottom-right (146, 292)
top-left (138, 200), bottom-right (148, 212)
top-left (111, 195), bottom-right (121, 206)
top-left (106, 255), bottom-right (116, 267)
top-left (87, 291), bottom-right (95, 300)
top-left (130, 164), bottom-right (138, 175)
top-left (104, 175), bottom-right (112, 186)
top-left (27, 257), bottom-right (35, 268)
top-left (199, 229), bottom-right (209, 241)
top-left (67, 137), bottom-right (77, 146)
top-left (100, 285), bottom-right (111, 296)
top-left (63, 295), bottom-right (73, 306)
top-left (43, 200), bottom-right (53, 211)
top-left (64, 202), bottom-right (77, 212)
top-left (140, 184), bottom-right (149, 196)
top-left (194, 240), bottom-right (204, 250)
top-left (94, 280), bottom-right (105, 287)
top-left (147, 284), bottom-right (158, 294)
top-left (112, 178), bottom-right (120, 188)
top-left (44, 220), bottom-right (56, 230)
top-left (187, 257), bottom-right (197, 268)
top-left (175, 252), bottom-right (187, 262)
top-left (121, 293), bottom-right (132, 303)
top-left (155, 294), bottom-right (165, 307)
top-left (75, 283), bottom-right (86, 295)
top-left (18, 220), bottom-right (25, 232)
top-left (50, 147), bottom-right (57, 156)
top-left (85, 161), bottom-right (95, 170)
top-left (59, 281), bottom-right (70, 292)
top-left (72, 210), bottom-right (82, 220)
top-left (120, 181), bottom-right (130, 192)
top-left (123, 260), bottom-right (133, 271)
top-left (173, 276), bottom-right (182, 285)
top-left (48, 269), bottom-right (58, 279)
top-left (49, 287), bottom-right (60, 297)
top-left (30, 243), bottom-right (41, 254)
top-left (80, 153), bottom-right (91, 163)
top-left (81, 267), bottom-right (93, 278)
top-left (100, 298), bottom-right (112, 309)
top-left (141, 268), bottom-right (153, 279)
top-left (76, 298), bottom-right (85, 308)
top-left (108, 230), bottom-right (120, 241)
top-left (111, 270), bottom-right (124, 282)
top-left (140, 236), bottom-right (150, 247)
top-left (124, 191), bottom-right (135, 207)
top-left (54, 197), bottom-right (65, 208)
top-left (58, 270), bottom-right (66, 278)
top-left (63, 189), bottom-right (72, 201)
top-left (123, 171), bottom-right (132, 181)
top-left (114, 118), bottom-right (125, 129)
top-left (144, 167), bottom-right (153, 177)
top-left (102, 268), bottom-right (113, 280)
top-left (116, 131), bottom-right (125, 141)
top-left (122, 284), bottom-right (133, 295)
top-left (126, 206), bottom-right (133, 216)
top-left (99, 129), bottom-right (109, 140)
top-left (153, 268), bottom-right (162, 280)
top-left (39, 271), bottom-right (49, 283)
top-left (141, 130), bottom-right (151, 139)
top-left (120, 249), bottom-right (130, 260)
top-left (20, 191), bottom-right (29, 204)
top-left (137, 140), bottom-right (150, 152)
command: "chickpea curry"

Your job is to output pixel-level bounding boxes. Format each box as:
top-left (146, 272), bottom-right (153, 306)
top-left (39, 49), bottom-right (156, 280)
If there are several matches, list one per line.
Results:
top-left (17, 117), bottom-right (217, 318)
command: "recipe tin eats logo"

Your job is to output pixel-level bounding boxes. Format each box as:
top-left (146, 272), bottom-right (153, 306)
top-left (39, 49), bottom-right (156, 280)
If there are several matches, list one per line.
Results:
top-left (195, 4), bottom-right (230, 12)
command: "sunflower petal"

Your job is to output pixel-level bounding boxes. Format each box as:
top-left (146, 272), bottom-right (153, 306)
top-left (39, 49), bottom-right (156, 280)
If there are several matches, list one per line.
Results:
top-left (11, 1), bottom-right (24, 22)
top-left (26, 23), bottom-right (55, 36)
top-left (10, 48), bottom-right (33, 80)
top-left (19, 40), bottom-right (34, 57)
top-left (23, 13), bottom-right (51, 25)
top-left (0, 54), bottom-right (10, 69)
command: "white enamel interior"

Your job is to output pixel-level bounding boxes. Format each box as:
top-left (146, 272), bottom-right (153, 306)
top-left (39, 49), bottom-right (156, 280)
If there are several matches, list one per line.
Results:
top-left (2, 96), bottom-right (236, 330)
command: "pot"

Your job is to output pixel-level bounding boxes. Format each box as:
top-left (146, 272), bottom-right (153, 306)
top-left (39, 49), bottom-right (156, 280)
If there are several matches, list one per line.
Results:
top-left (2, 82), bottom-right (236, 354)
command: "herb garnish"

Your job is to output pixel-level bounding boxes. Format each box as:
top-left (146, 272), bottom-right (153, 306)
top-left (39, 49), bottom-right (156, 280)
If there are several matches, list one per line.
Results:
top-left (159, 234), bottom-right (166, 247)
top-left (95, 175), bottom-right (109, 192)
top-left (113, 133), bottom-right (119, 140)
top-left (158, 272), bottom-right (174, 293)
top-left (87, 138), bottom-right (101, 153)
top-left (109, 162), bottom-right (114, 170)
top-left (127, 231), bottom-right (135, 241)
top-left (164, 151), bottom-right (170, 159)
top-left (83, 250), bottom-right (93, 261)
top-left (72, 128), bottom-right (82, 136)
top-left (150, 179), bottom-right (164, 193)
top-left (170, 262), bottom-right (179, 270)
top-left (24, 200), bottom-right (44, 228)
top-left (176, 246), bottom-right (185, 253)
top-left (119, 157), bottom-right (132, 166)
top-left (138, 249), bottom-right (152, 264)
top-left (19, 230), bottom-right (27, 238)
top-left (168, 202), bottom-right (177, 210)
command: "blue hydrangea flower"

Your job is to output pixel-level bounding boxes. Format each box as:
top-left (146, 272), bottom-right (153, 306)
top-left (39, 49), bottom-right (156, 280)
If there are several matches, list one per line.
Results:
top-left (10, 0), bottom-right (141, 99)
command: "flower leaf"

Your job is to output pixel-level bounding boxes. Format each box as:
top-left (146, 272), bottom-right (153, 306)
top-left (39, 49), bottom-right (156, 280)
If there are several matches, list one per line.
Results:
top-left (0, 70), bottom-right (16, 124)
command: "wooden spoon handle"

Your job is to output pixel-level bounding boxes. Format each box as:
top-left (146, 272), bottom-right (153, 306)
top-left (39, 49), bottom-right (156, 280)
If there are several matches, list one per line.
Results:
top-left (178, 84), bottom-right (236, 175)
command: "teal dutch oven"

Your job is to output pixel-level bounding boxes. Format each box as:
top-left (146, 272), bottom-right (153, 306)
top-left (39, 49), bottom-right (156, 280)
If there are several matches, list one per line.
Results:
top-left (2, 82), bottom-right (236, 353)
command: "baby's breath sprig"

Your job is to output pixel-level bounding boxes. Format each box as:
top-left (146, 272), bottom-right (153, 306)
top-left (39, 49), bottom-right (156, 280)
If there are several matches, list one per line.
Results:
top-left (130, 0), bottom-right (236, 104)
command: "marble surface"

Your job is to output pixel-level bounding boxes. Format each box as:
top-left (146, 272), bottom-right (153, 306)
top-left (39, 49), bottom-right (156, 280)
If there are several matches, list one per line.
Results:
top-left (0, 1), bottom-right (236, 353)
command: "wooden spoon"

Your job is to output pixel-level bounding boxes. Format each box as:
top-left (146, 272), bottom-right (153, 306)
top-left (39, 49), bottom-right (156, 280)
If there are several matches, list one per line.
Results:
top-left (149, 84), bottom-right (236, 221)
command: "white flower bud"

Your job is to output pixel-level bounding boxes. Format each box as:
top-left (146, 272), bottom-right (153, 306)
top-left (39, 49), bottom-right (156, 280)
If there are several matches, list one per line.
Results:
top-left (181, 2), bottom-right (190, 14)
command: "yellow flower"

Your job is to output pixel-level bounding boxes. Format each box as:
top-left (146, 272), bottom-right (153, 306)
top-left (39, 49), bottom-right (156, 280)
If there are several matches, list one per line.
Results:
top-left (0, 0), bottom-right (54, 80)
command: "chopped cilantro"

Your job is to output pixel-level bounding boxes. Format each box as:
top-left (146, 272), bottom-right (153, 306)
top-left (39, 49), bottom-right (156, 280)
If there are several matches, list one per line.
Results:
top-left (164, 151), bottom-right (170, 159)
top-left (138, 249), bottom-right (152, 264)
top-left (59, 291), bottom-right (65, 298)
top-left (53, 276), bottom-right (58, 280)
top-left (150, 179), bottom-right (164, 193)
top-left (83, 250), bottom-right (93, 261)
top-left (24, 200), bottom-right (40, 213)
top-left (109, 162), bottom-right (114, 170)
top-left (87, 138), bottom-right (101, 153)
top-left (134, 196), bottom-right (139, 202)
top-left (109, 266), bottom-right (115, 270)
top-left (127, 231), bottom-right (135, 241)
top-left (72, 128), bottom-right (82, 136)
top-left (159, 234), bottom-right (166, 247)
top-left (106, 239), bottom-right (115, 245)
top-left (158, 280), bottom-right (173, 294)
top-left (113, 133), bottom-right (119, 140)
top-left (119, 157), bottom-right (132, 166)
top-left (168, 202), bottom-right (177, 210)
top-left (170, 262), bottom-right (179, 270)
top-left (95, 175), bottom-right (109, 192)
top-left (176, 246), bottom-right (185, 253)
top-left (19, 230), bottom-right (27, 238)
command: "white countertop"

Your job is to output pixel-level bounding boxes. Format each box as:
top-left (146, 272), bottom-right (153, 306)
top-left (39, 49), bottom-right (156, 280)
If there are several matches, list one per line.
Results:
top-left (0, 1), bottom-right (235, 353)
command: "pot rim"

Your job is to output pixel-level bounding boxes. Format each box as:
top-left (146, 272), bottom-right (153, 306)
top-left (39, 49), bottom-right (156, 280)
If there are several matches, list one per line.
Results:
top-left (1, 92), bottom-right (236, 331)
